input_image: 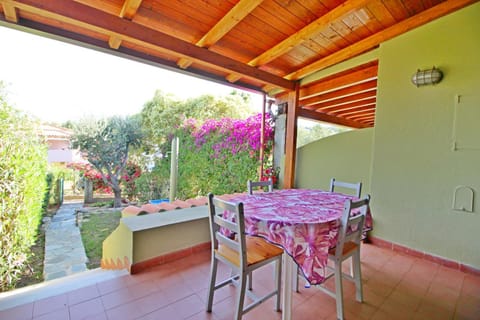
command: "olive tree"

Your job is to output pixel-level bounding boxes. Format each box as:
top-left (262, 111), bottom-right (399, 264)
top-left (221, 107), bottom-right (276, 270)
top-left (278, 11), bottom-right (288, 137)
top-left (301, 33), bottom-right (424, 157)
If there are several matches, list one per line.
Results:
top-left (71, 116), bottom-right (142, 207)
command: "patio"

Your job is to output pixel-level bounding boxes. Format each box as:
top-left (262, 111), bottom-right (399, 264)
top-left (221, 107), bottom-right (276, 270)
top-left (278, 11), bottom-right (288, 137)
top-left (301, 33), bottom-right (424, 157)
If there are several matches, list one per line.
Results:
top-left (1, 243), bottom-right (479, 320)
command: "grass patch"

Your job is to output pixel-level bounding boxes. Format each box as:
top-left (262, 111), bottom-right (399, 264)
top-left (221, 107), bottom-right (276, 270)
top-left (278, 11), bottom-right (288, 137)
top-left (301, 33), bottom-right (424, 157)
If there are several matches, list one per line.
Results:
top-left (79, 210), bottom-right (121, 269)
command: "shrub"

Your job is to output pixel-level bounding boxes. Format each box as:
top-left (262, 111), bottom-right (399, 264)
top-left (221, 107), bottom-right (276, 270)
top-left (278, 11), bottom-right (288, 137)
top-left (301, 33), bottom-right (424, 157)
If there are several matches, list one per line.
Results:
top-left (174, 113), bottom-right (274, 199)
top-left (0, 94), bottom-right (48, 290)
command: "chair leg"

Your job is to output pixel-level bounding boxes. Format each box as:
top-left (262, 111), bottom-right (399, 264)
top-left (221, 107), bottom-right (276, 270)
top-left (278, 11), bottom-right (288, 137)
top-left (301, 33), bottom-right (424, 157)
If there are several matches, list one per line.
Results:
top-left (352, 250), bottom-right (363, 302)
top-left (235, 271), bottom-right (247, 320)
top-left (274, 258), bottom-right (282, 311)
top-left (293, 266), bottom-right (299, 292)
top-left (334, 262), bottom-right (344, 320)
top-left (206, 257), bottom-right (218, 312)
top-left (248, 271), bottom-right (253, 290)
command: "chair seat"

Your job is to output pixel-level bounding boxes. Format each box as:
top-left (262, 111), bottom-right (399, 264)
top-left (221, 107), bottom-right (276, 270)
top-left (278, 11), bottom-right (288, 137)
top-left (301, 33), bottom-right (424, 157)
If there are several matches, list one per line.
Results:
top-left (328, 241), bottom-right (358, 257)
top-left (216, 236), bottom-right (283, 267)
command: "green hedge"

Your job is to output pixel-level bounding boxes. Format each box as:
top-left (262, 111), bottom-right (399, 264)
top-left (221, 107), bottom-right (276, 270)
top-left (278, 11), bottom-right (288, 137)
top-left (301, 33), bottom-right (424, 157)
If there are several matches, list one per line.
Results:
top-left (0, 97), bottom-right (48, 290)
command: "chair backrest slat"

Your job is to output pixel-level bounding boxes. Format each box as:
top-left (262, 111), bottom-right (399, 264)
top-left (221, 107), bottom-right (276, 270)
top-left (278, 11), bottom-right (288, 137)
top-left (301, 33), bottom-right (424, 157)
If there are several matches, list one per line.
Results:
top-left (247, 179), bottom-right (273, 195)
top-left (334, 195), bottom-right (370, 259)
top-left (330, 178), bottom-right (362, 198)
top-left (208, 193), bottom-right (247, 267)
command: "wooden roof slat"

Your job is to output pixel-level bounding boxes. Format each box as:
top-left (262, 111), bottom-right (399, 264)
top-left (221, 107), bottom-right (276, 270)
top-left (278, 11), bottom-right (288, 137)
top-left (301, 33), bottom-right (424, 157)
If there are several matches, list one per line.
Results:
top-left (331, 104), bottom-right (376, 116)
top-left (300, 64), bottom-right (378, 99)
top-left (247, 0), bottom-right (371, 67)
top-left (315, 97), bottom-right (376, 112)
top-left (299, 79), bottom-right (377, 107)
top-left (285, 0), bottom-right (477, 80)
top-left (304, 91), bottom-right (376, 110)
top-left (11, 0), bottom-right (295, 90)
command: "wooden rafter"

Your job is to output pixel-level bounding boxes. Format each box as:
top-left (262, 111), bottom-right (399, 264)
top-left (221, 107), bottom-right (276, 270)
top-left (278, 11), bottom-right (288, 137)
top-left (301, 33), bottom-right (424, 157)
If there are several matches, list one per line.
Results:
top-left (108, 0), bottom-right (143, 49)
top-left (197, 0), bottom-right (263, 48)
top-left (300, 64), bottom-right (378, 100)
top-left (315, 97), bottom-right (376, 112)
top-left (120, 0), bottom-right (143, 20)
top-left (299, 80), bottom-right (377, 107)
top-left (11, 0), bottom-right (295, 90)
top-left (181, 0), bottom-right (263, 77)
top-left (305, 91), bottom-right (376, 111)
top-left (2, 2), bottom-right (18, 22)
top-left (285, 0), bottom-right (477, 80)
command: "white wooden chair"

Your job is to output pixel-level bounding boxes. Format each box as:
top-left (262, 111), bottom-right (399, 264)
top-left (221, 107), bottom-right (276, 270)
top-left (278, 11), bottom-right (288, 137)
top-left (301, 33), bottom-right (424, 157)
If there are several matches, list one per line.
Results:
top-left (247, 178), bottom-right (273, 195)
top-left (206, 193), bottom-right (283, 320)
top-left (315, 195), bottom-right (370, 320)
top-left (329, 178), bottom-right (362, 198)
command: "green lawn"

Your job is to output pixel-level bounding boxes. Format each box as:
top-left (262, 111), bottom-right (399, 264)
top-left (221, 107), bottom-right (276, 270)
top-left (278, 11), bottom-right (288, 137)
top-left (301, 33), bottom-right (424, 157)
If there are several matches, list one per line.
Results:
top-left (79, 209), bottom-right (121, 269)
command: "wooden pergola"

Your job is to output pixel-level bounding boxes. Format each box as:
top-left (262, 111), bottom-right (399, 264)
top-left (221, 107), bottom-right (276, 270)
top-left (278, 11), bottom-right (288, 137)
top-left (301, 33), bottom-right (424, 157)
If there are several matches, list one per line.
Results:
top-left (0, 0), bottom-right (476, 187)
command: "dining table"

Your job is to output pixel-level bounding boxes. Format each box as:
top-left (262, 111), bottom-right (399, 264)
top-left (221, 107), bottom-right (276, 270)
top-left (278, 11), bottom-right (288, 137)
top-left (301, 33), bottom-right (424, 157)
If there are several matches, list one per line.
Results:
top-left (226, 188), bottom-right (373, 320)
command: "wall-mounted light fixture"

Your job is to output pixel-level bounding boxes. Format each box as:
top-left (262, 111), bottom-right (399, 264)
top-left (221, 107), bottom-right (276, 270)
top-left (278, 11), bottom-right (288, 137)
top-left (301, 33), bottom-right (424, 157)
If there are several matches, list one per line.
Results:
top-left (411, 66), bottom-right (443, 87)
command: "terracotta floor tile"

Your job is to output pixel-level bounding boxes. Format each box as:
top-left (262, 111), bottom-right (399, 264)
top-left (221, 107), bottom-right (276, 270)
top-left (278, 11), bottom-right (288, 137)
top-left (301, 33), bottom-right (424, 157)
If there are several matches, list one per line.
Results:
top-left (105, 300), bottom-right (143, 320)
top-left (169, 294), bottom-right (205, 319)
top-left (32, 294), bottom-right (68, 317)
top-left (3, 244), bottom-right (480, 320)
top-left (135, 289), bottom-right (172, 314)
top-left (67, 284), bottom-right (100, 306)
top-left (100, 287), bottom-right (133, 311)
top-left (69, 297), bottom-right (104, 320)
top-left (414, 299), bottom-right (455, 320)
top-left (461, 274), bottom-right (480, 297)
top-left (32, 307), bottom-right (69, 320)
top-left (0, 302), bottom-right (33, 320)
top-left (454, 293), bottom-right (480, 319)
top-left (96, 277), bottom-right (128, 296)
top-left (143, 304), bottom-right (183, 320)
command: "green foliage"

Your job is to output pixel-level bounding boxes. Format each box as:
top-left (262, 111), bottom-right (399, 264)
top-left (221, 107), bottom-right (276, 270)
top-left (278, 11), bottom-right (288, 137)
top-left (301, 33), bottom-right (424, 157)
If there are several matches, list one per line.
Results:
top-left (140, 90), bottom-right (253, 154)
top-left (174, 114), bottom-right (274, 199)
top-left (0, 85), bottom-right (48, 290)
top-left (79, 210), bottom-right (121, 269)
top-left (71, 116), bottom-right (143, 207)
top-left (135, 158), bottom-right (170, 202)
top-left (297, 120), bottom-right (350, 148)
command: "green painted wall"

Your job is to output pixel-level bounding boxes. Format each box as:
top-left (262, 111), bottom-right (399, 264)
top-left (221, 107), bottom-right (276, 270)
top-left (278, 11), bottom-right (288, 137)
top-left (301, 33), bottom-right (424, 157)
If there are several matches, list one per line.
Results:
top-left (295, 128), bottom-right (374, 194)
top-left (371, 3), bottom-right (480, 268)
top-left (294, 3), bottom-right (480, 269)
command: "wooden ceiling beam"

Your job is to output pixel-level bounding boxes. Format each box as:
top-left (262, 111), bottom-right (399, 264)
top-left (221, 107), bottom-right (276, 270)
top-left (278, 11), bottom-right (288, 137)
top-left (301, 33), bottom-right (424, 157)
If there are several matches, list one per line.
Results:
top-left (197, 0), bottom-right (263, 48)
top-left (2, 2), bottom-right (18, 22)
top-left (315, 97), bottom-right (376, 112)
top-left (120, 0), bottom-right (143, 20)
top-left (302, 90), bottom-right (377, 110)
top-left (181, 0), bottom-right (263, 73)
top-left (332, 104), bottom-right (375, 116)
top-left (12, 0), bottom-right (295, 90)
top-left (298, 108), bottom-right (370, 129)
top-left (299, 80), bottom-right (376, 107)
top-left (248, 0), bottom-right (371, 67)
top-left (285, 0), bottom-right (477, 80)
top-left (300, 64), bottom-right (378, 100)
top-left (108, 0), bottom-right (143, 49)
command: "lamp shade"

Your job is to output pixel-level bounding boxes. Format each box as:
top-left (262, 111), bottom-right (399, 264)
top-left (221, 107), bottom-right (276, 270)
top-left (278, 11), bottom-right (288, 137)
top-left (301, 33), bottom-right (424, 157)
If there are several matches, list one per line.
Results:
top-left (411, 67), bottom-right (443, 87)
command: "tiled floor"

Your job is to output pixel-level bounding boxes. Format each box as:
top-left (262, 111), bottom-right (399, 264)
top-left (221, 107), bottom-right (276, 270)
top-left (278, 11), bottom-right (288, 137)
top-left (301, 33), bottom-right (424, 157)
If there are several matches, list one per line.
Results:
top-left (1, 243), bottom-right (479, 320)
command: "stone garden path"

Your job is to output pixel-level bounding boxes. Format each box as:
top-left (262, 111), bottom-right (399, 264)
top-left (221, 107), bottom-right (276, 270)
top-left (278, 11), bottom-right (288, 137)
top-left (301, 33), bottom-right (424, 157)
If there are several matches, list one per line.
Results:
top-left (43, 200), bottom-right (88, 281)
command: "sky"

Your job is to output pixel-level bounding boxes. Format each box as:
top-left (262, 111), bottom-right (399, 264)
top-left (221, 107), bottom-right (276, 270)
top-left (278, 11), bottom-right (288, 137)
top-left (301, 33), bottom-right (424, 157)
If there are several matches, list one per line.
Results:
top-left (0, 25), bottom-right (263, 124)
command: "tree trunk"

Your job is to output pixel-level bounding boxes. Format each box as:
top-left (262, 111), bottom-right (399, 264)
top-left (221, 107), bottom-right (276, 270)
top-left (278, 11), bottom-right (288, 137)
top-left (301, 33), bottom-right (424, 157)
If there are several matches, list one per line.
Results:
top-left (84, 179), bottom-right (94, 203)
top-left (113, 188), bottom-right (122, 208)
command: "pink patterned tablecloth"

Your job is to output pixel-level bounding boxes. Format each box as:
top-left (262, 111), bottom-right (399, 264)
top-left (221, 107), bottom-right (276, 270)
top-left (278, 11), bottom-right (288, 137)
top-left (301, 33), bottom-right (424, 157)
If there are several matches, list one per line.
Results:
top-left (228, 189), bottom-right (373, 285)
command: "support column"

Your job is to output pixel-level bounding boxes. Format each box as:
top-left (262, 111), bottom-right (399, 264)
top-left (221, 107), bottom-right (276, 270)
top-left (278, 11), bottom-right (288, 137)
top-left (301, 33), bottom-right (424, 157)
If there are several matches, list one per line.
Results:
top-left (283, 82), bottom-right (299, 189)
